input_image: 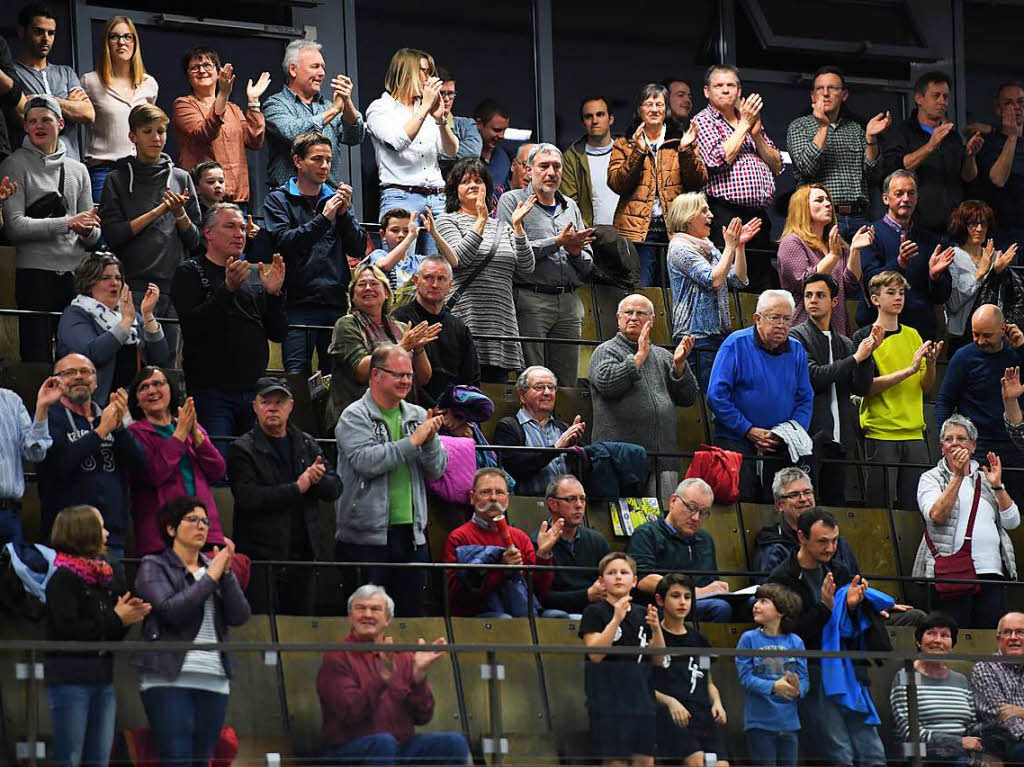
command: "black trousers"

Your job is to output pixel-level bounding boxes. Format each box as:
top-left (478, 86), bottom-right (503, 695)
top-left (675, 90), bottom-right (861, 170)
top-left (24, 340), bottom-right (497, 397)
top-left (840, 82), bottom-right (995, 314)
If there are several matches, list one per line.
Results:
top-left (16, 268), bottom-right (74, 363)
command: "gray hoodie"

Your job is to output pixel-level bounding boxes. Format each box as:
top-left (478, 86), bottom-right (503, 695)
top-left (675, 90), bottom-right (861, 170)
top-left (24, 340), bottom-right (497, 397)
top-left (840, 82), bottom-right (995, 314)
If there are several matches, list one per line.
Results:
top-left (335, 389), bottom-right (448, 547)
top-left (98, 152), bottom-right (200, 288)
top-left (0, 136), bottom-right (99, 271)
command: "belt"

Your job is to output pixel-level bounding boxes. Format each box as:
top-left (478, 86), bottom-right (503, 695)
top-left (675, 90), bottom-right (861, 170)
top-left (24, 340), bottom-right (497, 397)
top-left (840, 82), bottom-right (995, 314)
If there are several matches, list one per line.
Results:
top-left (835, 202), bottom-right (868, 215)
top-left (519, 284), bottom-right (575, 295)
top-left (381, 183), bottom-right (444, 196)
top-left (0, 499), bottom-right (20, 511)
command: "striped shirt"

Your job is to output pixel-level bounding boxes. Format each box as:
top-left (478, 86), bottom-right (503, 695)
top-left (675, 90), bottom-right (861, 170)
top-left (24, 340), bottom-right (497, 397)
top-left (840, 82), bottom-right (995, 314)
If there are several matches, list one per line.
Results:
top-left (786, 114), bottom-right (879, 206)
top-left (515, 408), bottom-right (568, 496)
top-left (693, 105), bottom-right (777, 208)
top-left (180, 567), bottom-right (228, 680)
top-left (0, 389), bottom-right (51, 500)
top-left (890, 667), bottom-right (975, 747)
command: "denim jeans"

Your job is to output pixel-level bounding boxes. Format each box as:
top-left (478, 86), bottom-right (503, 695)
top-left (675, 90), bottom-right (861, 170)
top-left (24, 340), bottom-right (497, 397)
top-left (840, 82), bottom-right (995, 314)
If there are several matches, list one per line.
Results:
top-left (48, 682), bottom-right (117, 767)
top-left (192, 390), bottom-right (255, 459)
top-left (283, 305), bottom-right (343, 377)
top-left (695, 597), bottom-right (732, 622)
top-left (799, 667), bottom-right (886, 767)
top-left (835, 213), bottom-right (871, 243)
top-left (140, 687), bottom-right (229, 767)
top-left (745, 729), bottom-right (799, 767)
top-left (0, 508), bottom-right (23, 546)
top-left (325, 731), bottom-right (469, 765)
top-left (88, 164), bottom-right (116, 210)
top-left (379, 188), bottom-right (446, 255)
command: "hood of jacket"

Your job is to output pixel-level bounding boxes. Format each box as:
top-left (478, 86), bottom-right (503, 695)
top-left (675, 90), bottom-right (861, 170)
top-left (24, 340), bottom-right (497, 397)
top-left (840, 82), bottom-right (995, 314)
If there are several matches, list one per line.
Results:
top-left (19, 134), bottom-right (67, 163)
top-left (754, 522), bottom-right (797, 549)
top-left (115, 152), bottom-right (175, 195)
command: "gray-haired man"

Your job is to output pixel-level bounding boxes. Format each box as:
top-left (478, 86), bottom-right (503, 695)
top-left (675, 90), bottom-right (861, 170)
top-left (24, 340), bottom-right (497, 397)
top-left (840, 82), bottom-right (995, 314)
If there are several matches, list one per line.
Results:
top-left (498, 143), bottom-right (595, 387)
top-left (263, 39), bottom-right (365, 189)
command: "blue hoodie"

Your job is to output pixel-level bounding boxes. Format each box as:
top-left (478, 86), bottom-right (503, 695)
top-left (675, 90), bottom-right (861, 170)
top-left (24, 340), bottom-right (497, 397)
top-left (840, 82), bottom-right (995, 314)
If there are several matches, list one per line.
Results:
top-left (735, 628), bottom-right (809, 731)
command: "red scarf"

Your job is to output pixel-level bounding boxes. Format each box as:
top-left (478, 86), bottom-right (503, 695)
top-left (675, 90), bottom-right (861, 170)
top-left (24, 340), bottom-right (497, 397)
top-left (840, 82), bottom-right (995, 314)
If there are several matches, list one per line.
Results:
top-left (54, 552), bottom-right (113, 586)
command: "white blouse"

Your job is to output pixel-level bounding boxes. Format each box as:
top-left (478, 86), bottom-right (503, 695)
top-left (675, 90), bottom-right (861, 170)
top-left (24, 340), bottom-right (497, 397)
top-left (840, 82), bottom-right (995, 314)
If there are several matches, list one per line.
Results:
top-left (365, 91), bottom-right (448, 188)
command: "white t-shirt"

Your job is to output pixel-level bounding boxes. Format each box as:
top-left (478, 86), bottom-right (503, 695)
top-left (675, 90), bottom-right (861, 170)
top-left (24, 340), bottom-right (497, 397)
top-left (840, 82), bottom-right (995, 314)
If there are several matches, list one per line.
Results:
top-left (585, 143), bottom-right (619, 226)
top-left (951, 472), bottom-right (1009, 575)
top-left (822, 331), bottom-right (841, 443)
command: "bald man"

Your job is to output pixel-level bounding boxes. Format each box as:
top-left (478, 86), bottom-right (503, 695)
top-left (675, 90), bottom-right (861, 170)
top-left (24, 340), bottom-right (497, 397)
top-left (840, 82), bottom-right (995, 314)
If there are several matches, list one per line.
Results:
top-left (936, 304), bottom-right (1024, 498)
top-left (510, 142), bottom-right (536, 190)
top-left (36, 353), bottom-right (145, 559)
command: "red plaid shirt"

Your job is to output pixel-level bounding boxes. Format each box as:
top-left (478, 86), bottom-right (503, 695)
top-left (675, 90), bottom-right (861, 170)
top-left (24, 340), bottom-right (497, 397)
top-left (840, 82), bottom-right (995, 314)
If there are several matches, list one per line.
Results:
top-left (693, 105), bottom-right (777, 208)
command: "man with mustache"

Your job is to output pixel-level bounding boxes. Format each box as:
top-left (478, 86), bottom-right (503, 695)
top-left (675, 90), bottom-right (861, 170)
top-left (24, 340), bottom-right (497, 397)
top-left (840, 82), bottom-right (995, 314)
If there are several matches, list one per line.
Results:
top-left (335, 344), bottom-right (447, 618)
top-left (443, 468), bottom-right (563, 617)
top-left (13, 3), bottom-right (94, 161)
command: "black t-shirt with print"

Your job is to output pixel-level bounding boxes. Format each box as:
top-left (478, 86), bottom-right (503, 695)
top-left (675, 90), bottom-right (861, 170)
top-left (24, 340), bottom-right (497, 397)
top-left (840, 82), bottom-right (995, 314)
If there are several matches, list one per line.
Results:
top-left (653, 627), bottom-right (714, 708)
top-left (579, 600), bottom-right (651, 662)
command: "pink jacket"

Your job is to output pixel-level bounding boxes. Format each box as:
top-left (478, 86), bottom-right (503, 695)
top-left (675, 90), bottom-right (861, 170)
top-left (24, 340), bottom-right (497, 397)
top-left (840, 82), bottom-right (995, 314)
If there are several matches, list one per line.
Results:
top-left (128, 420), bottom-right (227, 556)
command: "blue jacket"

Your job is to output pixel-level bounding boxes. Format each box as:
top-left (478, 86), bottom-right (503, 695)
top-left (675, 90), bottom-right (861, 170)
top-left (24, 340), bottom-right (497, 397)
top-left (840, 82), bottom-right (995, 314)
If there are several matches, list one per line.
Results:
top-left (707, 327), bottom-right (813, 442)
top-left (56, 306), bottom-right (171, 406)
top-left (735, 628), bottom-right (809, 732)
top-left (581, 441), bottom-right (647, 498)
top-left (935, 341), bottom-right (1024, 448)
top-left (855, 217), bottom-right (952, 340)
top-left (821, 584), bottom-right (895, 725)
top-left (263, 178), bottom-right (367, 310)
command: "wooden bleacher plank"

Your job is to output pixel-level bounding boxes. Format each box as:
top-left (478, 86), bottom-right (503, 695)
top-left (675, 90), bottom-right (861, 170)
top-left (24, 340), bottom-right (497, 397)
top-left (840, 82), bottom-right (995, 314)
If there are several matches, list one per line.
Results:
top-left (225, 616), bottom-right (287, 738)
top-left (703, 504), bottom-right (748, 591)
top-left (638, 287), bottom-right (671, 345)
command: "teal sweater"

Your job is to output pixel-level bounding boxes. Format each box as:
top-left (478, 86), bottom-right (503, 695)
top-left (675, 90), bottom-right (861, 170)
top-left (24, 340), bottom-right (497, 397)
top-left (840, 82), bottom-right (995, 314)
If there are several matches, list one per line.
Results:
top-left (627, 517), bottom-right (718, 587)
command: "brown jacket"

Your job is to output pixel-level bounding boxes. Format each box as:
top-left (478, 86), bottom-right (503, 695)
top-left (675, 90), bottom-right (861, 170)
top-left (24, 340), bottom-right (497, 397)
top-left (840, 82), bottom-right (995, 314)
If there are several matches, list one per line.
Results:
top-left (607, 128), bottom-right (708, 242)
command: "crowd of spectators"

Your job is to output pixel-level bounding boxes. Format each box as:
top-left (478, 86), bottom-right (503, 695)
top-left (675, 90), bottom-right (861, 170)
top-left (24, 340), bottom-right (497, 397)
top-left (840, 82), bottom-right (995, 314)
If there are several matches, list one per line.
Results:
top-left (6, 5), bottom-right (1024, 765)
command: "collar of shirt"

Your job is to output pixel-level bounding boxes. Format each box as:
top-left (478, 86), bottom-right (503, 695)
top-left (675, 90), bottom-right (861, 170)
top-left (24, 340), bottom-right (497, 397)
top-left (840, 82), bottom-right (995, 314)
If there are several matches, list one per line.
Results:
top-left (551, 518), bottom-right (580, 546)
top-left (523, 183), bottom-right (568, 211)
top-left (753, 328), bottom-right (791, 355)
top-left (471, 514), bottom-right (497, 531)
top-left (882, 213), bottom-right (909, 236)
top-left (918, 120), bottom-right (936, 135)
top-left (286, 177), bottom-right (334, 203)
top-left (286, 85), bottom-right (323, 110)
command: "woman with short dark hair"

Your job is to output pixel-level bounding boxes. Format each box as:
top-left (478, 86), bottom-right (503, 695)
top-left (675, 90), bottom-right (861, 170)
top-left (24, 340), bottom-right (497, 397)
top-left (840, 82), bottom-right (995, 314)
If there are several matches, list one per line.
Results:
top-left (57, 252), bottom-right (170, 405)
top-left (127, 366), bottom-right (227, 557)
top-left (45, 505), bottom-right (150, 767)
top-left (133, 496), bottom-right (250, 767)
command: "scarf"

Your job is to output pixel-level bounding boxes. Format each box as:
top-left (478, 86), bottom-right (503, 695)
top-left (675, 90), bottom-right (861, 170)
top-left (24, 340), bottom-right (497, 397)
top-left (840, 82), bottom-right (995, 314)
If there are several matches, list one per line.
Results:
top-left (54, 551), bottom-right (113, 586)
top-left (71, 295), bottom-right (139, 345)
top-left (351, 307), bottom-right (403, 350)
top-left (677, 232), bottom-right (713, 258)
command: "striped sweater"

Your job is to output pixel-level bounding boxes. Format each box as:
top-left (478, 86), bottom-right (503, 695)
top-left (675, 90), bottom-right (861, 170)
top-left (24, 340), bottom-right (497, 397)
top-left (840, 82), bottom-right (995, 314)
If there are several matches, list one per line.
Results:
top-left (889, 667), bottom-right (976, 749)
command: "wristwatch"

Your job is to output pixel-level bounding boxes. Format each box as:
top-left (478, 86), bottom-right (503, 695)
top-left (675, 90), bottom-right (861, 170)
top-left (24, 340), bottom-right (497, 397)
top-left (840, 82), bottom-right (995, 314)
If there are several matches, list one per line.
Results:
top-left (992, 484), bottom-right (1006, 491)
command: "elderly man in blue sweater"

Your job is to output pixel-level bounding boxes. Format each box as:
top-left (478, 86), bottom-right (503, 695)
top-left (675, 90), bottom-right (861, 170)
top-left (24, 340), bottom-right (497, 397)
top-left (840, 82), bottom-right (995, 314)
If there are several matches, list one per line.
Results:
top-left (936, 303), bottom-right (1024, 499)
top-left (708, 289), bottom-right (814, 502)
top-left (855, 169), bottom-right (954, 340)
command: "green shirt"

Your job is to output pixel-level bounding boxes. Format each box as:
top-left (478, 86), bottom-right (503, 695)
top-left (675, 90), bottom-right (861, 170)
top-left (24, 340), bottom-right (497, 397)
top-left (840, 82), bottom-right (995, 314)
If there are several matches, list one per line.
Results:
top-left (382, 407), bottom-right (413, 525)
top-left (154, 422), bottom-right (195, 495)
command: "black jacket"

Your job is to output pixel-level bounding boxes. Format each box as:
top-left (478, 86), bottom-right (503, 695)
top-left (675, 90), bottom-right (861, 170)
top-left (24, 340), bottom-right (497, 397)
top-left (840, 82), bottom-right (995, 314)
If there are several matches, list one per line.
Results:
top-left (226, 421), bottom-right (342, 560)
top-left (753, 522), bottom-right (861, 584)
top-left (263, 179), bottom-right (366, 310)
top-left (44, 558), bottom-right (129, 685)
top-left (881, 109), bottom-right (967, 233)
top-left (392, 299), bottom-right (481, 404)
top-left (493, 414), bottom-right (568, 490)
top-left (789, 319), bottom-right (873, 445)
top-left (766, 549), bottom-right (853, 650)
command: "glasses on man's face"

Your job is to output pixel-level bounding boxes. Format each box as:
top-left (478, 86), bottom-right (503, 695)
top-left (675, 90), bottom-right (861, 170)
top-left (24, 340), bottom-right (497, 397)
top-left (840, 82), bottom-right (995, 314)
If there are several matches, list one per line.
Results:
top-left (108, 32), bottom-right (134, 44)
top-left (529, 384), bottom-right (556, 393)
top-left (57, 367), bottom-right (96, 379)
top-left (188, 61), bottom-right (216, 73)
top-left (376, 367), bottom-right (414, 381)
top-left (679, 499), bottom-right (711, 519)
top-left (551, 494), bottom-right (587, 505)
top-left (1000, 628), bottom-right (1024, 638)
top-left (759, 313), bottom-right (793, 327)
top-left (619, 309), bottom-right (652, 318)
top-left (182, 515), bottom-right (210, 528)
top-left (780, 488), bottom-right (814, 501)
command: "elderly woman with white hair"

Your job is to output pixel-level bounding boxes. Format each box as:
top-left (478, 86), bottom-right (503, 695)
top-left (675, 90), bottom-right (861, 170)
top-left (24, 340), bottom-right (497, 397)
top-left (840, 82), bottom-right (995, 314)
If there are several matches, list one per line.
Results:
top-left (707, 289), bottom-right (814, 502)
top-left (263, 39), bottom-right (365, 189)
top-left (916, 413), bottom-right (1020, 628)
top-left (608, 82), bottom-right (708, 287)
top-left (590, 293), bottom-right (700, 499)
top-left (665, 191), bottom-right (760, 389)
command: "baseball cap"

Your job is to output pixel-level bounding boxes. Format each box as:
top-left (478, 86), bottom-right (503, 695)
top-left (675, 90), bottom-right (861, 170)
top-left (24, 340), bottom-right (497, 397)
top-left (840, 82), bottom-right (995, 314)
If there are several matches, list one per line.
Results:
top-left (254, 376), bottom-right (292, 398)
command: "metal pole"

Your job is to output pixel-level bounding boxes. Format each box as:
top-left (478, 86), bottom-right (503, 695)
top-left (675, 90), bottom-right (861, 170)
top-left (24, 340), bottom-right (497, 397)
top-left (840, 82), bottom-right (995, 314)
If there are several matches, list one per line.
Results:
top-left (905, 659), bottom-right (924, 767)
top-left (487, 649), bottom-right (504, 767)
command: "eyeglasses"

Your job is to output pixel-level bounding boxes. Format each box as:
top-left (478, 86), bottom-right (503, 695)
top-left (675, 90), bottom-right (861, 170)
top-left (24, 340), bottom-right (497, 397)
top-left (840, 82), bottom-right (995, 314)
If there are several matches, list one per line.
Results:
top-left (999, 628), bottom-right (1024, 638)
top-left (966, 221), bottom-right (988, 229)
top-left (780, 488), bottom-right (814, 501)
top-left (188, 61), bottom-right (217, 73)
top-left (182, 515), bottom-right (210, 527)
top-left (619, 309), bottom-right (652, 317)
top-left (440, 90), bottom-right (456, 100)
top-left (529, 384), bottom-right (556, 393)
top-left (942, 435), bottom-right (974, 445)
top-left (759, 313), bottom-right (793, 326)
top-left (679, 499), bottom-right (711, 519)
top-left (376, 367), bottom-right (414, 381)
top-left (108, 32), bottom-right (135, 44)
top-left (813, 85), bottom-right (843, 93)
top-left (56, 367), bottom-right (96, 379)
top-left (551, 494), bottom-right (587, 504)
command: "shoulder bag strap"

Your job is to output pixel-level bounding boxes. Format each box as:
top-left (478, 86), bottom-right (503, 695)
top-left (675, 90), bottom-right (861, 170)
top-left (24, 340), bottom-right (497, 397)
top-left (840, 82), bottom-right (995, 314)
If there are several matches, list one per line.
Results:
top-left (446, 222), bottom-right (503, 308)
top-left (923, 474), bottom-right (982, 556)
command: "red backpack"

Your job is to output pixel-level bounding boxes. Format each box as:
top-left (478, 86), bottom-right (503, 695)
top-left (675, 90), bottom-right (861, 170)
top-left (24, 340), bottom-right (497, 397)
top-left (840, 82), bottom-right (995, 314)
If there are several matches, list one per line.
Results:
top-left (684, 445), bottom-right (743, 504)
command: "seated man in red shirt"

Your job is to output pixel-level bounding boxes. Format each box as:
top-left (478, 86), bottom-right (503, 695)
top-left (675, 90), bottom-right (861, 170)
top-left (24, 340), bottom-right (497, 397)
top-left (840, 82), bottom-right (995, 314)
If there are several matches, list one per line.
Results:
top-left (315, 584), bottom-right (469, 764)
top-left (443, 467), bottom-right (564, 618)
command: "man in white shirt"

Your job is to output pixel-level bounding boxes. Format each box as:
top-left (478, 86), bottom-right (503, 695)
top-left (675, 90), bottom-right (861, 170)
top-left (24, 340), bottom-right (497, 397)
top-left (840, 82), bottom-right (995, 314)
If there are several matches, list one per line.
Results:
top-left (560, 96), bottom-right (620, 228)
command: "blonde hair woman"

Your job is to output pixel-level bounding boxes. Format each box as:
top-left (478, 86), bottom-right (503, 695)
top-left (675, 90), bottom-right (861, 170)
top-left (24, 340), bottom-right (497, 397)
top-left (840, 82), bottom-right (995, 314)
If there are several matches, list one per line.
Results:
top-left (776, 184), bottom-right (874, 335)
top-left (81, 15), bottom-right (158, 202)
top-left (665, 191), bottom-right (759, 389)
top-left (366, 48), bottom-right (458, 255)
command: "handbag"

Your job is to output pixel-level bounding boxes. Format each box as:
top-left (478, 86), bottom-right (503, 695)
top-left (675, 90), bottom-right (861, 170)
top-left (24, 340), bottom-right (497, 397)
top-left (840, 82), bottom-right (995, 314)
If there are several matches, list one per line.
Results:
top-left (24, 162), bottom-right (67, 219)
top-left (923, 475), bottom-right (982, 598)
top-left (446, 222), bottom-right (502, 308)
top-left (684, 444), bottom-right (742, 504)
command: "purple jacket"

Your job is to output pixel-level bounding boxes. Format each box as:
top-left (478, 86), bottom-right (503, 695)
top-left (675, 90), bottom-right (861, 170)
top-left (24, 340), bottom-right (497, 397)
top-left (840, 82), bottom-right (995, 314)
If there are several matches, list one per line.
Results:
top-left (131, 547), bottom-right (250, 678)
top-left (128, 419), bottom-right (226, 556)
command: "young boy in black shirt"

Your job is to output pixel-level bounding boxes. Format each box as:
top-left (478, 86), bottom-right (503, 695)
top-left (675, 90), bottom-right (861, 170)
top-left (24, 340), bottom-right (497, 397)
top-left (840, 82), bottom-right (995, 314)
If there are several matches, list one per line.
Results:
top-left (653, 573), bottom-right (730, 766)
top-left (579, 551), bottom-right (665, 766)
